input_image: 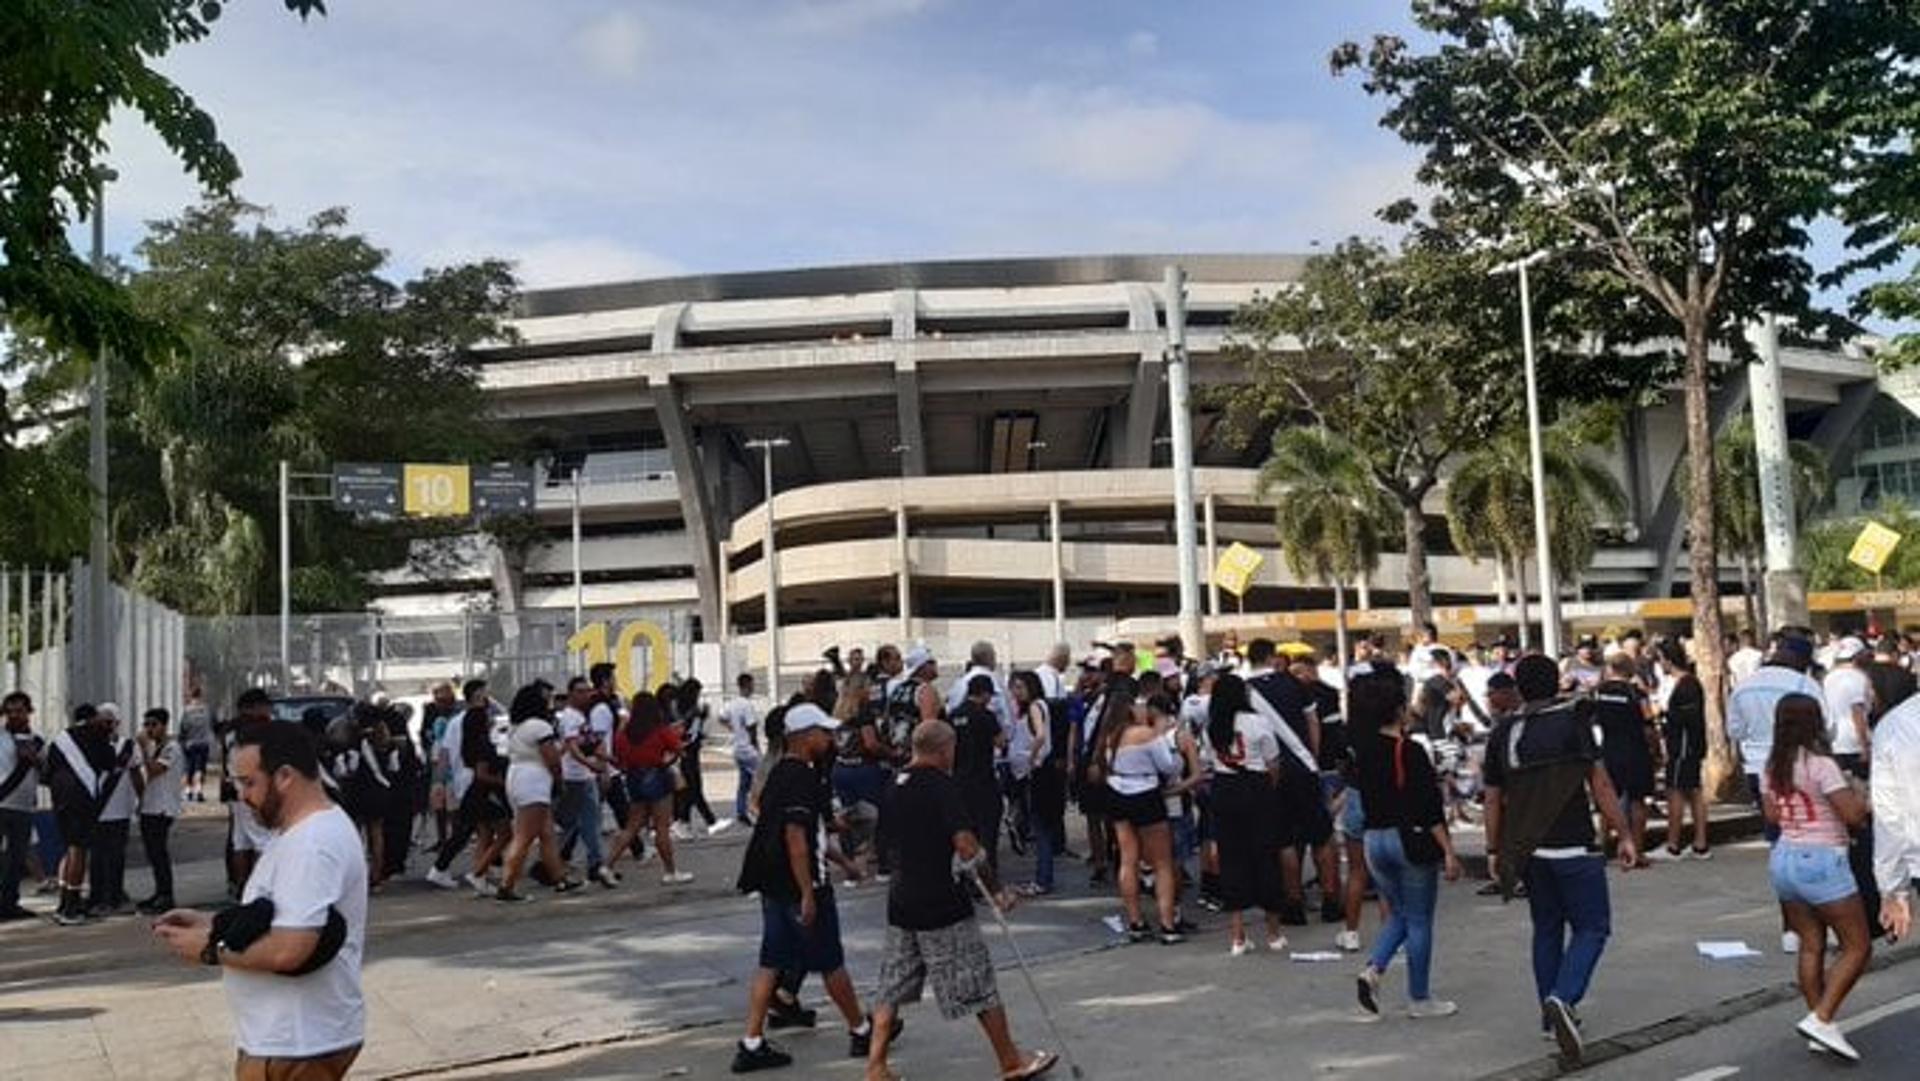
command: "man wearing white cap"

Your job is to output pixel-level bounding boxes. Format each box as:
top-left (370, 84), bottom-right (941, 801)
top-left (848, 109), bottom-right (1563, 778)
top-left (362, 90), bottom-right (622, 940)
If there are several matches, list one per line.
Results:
top-left (733, 703), bottom-right (891, 1073)
top-left (1825, 636), bottom-right (1876, 780)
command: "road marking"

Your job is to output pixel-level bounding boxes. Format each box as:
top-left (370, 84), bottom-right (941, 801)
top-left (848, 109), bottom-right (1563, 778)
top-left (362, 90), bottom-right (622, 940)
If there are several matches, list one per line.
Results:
top-left (1840, 991), bottom-right (1920, 1033)
top-left (1673, 1067), bottom-right (1739, 1081)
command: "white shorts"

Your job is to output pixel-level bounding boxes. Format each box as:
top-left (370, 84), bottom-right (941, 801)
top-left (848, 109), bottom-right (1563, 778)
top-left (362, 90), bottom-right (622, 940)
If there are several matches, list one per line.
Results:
top-left (228, 802), bottom-right (274, 853)
top-left (506, 763), bottom-right (553, 811)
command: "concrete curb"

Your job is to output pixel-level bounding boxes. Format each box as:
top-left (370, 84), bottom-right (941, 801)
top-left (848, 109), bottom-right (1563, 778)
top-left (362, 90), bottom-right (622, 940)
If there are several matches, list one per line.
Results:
top-left (1475, 944), bottom-right (1920, 1080)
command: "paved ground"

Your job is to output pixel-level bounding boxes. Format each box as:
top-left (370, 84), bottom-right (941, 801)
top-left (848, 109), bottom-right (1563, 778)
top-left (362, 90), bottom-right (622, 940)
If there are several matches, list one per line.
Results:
top-left (2, 757), bottom-right (1913, 1080)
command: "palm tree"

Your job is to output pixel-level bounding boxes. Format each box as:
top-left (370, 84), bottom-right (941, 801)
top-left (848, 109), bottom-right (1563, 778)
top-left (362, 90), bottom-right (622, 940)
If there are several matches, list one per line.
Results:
top-left (1701, 416), bottom-right (1828, 633)
top-left (1446, 408), bottom-right (1628, 647)
top-left (1255, 426), bottom-right (1392, 702)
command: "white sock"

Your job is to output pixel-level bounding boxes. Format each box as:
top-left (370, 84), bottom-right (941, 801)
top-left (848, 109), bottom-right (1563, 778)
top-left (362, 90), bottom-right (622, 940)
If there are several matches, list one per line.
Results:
top-left (742, 1035), bottom-right (764, 1051)
top-left (852, 1019), bottom-right (872, 1037)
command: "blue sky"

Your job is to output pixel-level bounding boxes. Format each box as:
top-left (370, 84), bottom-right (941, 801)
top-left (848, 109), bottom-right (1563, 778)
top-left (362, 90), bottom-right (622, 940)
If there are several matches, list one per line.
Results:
top-left (100, 0), bottom-right (1423, 288)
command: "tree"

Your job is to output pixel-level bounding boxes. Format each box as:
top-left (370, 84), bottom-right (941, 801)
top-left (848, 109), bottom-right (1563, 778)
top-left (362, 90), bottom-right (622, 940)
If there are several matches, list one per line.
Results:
top-left (1226, 237), bottom-right (1525, 628)
top-left (1446, 408), bottom-right (1629, 645)
top-left (1332, 0), bottom-right (1920, 793)
top-left (1804, 502), bottom-right (1920, 592)
top-left (1, 1), bottom-right (326, 361)
top-left (1254, 425), bottom-right (1393, 701)
top-left (1694, 416), bottom-right (1829, 632)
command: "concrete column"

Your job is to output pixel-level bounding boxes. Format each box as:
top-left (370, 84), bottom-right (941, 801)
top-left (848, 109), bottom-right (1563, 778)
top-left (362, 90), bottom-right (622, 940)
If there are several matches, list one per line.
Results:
top-left (895, 503), bottom-right (911, 639)
top-left (717, 538), bottom-right (731, 644)
top-left (1748, 315), bottom-right (1807, 628)
top-left (1119, 283), bottom-right (1163, 468)
top-left (890, 288), bottom-right (918, 340)
top-left (894, 359), bottom-right (927, 477)
top-left (1049, 499), bottom-right (1066, 645)
top-left (650, 372), bottom-right (722, 635)
top-left (1204, 492), bottom-right (1220, 616)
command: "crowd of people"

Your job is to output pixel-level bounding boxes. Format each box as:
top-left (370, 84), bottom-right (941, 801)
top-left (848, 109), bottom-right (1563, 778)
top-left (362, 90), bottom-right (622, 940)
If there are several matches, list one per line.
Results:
top-left (5, 620), bottom-right (1920, 1078)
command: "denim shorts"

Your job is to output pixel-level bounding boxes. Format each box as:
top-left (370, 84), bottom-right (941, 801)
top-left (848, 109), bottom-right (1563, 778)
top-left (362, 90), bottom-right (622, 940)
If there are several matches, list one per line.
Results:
top-left (623, 766), bottom-right (674, 805)
top-left (1338, 785), bottom-right (1366, 840)
top-left (1769, 842), bottom-right (1858, 908)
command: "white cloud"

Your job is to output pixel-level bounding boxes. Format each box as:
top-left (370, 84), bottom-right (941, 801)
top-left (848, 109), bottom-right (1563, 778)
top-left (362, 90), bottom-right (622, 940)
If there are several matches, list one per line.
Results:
top-left (574, 10), bottom-right (649, 81)
top-left (1125, 30), bottom-right (1158, 58)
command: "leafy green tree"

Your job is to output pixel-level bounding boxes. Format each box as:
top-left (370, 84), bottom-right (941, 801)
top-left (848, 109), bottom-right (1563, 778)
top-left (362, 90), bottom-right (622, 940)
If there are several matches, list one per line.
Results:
top-left (1255, 425), bottom-right (1393, 685)
top-left (1333, 1), bottom-right (1920, 790)
top-left (1804, 502), bottom-right (1920, 592)
top-left (1446, 408), bottom-right (1629, 646)
top-left (1690, 417), bottom-right (1829, 632)
top-left (1, 1), bottom-right (326, 361)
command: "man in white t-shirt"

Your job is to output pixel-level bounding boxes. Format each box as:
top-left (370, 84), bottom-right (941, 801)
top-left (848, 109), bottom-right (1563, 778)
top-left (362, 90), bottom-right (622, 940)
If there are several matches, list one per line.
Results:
top-left (136, 708), bottom-right (184, 913)
top-left (0, 692), bottom-right (43, 922)
top-left (724, 673), bottom-right (761, 827)
top-left (1035, 643), bottom-right (1072, 701)
top-left (1727, 631), bottom-right (1765, 687)
top-left (944, 640), bottom-right (1012, 730)
top-left (554, 676), bottom-right (616, 888)
top-left (1824, 638), bottom-right (1876, 779)
top-left (88, 703), bottom-right (140, 916)
top-left (155, 721), bottom-right (367, 1080)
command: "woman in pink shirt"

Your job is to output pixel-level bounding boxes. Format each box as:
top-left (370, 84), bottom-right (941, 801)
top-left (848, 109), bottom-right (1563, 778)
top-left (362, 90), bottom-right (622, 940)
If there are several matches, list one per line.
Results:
top-left (1761, 693), bottom-right (1872, 1061)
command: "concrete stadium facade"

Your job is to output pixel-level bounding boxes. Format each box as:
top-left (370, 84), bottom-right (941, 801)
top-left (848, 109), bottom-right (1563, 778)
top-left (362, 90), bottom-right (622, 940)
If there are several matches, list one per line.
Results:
top-left (382, 254), bottom-right (1893, 682)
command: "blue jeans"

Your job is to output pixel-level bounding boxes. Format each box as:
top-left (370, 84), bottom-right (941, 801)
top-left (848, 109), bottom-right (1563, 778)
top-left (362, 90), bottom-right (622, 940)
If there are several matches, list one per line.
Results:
top-left (734, 754), bottom-right (759, 822)
top-left (1364, 828), bottom-right (1440, 1001)
top-left (1170, 805), bottom-right (1197, 880)
top-left (1524, 855), bottom-right (1611, 1008)
top-left (557, 779), bottom-right (605, 871)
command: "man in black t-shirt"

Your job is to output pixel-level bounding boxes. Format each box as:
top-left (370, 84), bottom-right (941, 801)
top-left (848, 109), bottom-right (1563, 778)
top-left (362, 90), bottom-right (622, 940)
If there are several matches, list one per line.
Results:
top-left (949, 675), bottom-right (1007, 876)
top-left (868, 720), bottom-right (1056, 1081)
top-left (1483, 655), bottom-right (1636, 1066)
top-left (733, 704), bottom-right (882, 1074)
top-left (1592, 655), bottom-right (1655, 863)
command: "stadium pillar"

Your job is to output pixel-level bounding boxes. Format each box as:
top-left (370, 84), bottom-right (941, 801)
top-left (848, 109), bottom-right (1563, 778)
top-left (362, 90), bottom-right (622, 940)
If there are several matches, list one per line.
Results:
top-left (1747, 315), bottom-right (1808, 630)
top-left (1165, 266), bottom-right (1204, 659)
top-left (893, 358), bottom-right (927, 477)
top-left (650, 372), bottom-right (722, 636)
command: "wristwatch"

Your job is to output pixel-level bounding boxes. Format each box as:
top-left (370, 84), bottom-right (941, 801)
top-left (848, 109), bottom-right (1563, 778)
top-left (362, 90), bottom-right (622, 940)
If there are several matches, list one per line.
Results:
top-left (200, 937), bottom-right (222, 967)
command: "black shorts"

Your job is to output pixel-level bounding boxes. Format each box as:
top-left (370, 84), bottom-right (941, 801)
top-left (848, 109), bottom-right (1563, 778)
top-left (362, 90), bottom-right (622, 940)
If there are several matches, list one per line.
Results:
top-left (1105, 789), bottom-right (1166, 828)
top-left (1275, 768), bottom-right (1333, 848)
top-left (1666, 756), bottom-right (1703, 792)
top-left (55, 807), bottom-right (95, 850)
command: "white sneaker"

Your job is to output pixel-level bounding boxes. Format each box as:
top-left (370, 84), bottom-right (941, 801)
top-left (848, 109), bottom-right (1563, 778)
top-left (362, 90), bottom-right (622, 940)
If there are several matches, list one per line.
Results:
top-left (593, 866), bottom-right (622, 888)
top-left (1335, 929), bottom-right (1362, 952)
top-left (1408, 998), bottom-right (1458, 1019)
top-left (1230, 940), bottom-right (1255, 957)
top-left (1646, 846), bottom-right (1683, 863)
top-left (1782, 930), bottom-right (1801, 954)
top-left (670, 823), bottom-right (695, 842)
top-left (464, 873), bottom-right (497, 897)
top-left (1796, 1013), bottom-right (1860, 1062)
top-left (662, 871), bottom-right (695, 885)
top-left (1686, 846), bottom-right (1713, 861)
top-left (425, 867), bottom-right (459, 890)
top-left (708, 818), bottom-right (736, 836)
top-left (1267, 935), bottom-right (1289, 953)
top-left (1544, 996), bottom-right (1584, 1062)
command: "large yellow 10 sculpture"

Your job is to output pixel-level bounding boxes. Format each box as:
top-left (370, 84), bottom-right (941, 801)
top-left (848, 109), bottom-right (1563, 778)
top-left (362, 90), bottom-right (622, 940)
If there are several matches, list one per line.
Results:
top-left (564, 619), bottom-right (673, 700)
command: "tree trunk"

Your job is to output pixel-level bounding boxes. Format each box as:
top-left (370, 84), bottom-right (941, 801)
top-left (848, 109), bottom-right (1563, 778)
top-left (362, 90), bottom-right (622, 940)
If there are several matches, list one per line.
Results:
top-left (1334, 581), bottom-right (1351, 724)
top-left (1401, 497), bottom-right (1432, 629)
top-left (1512, 550), bottom-right (1532, 651)
top-left (1683, 313), bottom-right (1734, 799)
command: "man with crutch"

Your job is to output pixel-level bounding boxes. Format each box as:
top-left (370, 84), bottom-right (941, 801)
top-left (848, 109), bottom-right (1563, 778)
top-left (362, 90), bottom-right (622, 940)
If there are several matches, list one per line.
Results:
top-left (866, 719), bottom-right (1059, 1081)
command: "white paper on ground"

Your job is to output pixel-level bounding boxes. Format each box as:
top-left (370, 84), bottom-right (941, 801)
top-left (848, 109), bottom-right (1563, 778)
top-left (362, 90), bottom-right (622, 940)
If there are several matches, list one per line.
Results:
top-left (1696, 940), bottom-right (1762, 960)
top-left (1290, 951), bottom-right (1345, 962)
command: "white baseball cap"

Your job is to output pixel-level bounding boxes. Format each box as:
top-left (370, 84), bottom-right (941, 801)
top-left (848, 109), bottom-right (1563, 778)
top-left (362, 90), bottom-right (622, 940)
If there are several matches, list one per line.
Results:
top-left (904, 646), bottom-right (935, 673)
top-left (1834, 636), bottom-right (1867, 662)
top-left (782, 703), bottom-right (841, 734)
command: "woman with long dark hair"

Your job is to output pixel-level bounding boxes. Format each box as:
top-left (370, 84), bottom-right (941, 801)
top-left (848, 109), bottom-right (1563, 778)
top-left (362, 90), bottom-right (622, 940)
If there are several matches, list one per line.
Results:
top-left (1655, 640), bottom-right (1711, 859)
top-left (670, 678), bottom-right (723, 834)
top-left (1204, 673), bottom-right (1287, 954)
top-left (1352, 670), bottom-right (1462, 1019)
top-left (497, 683), bottom-right (582, 902)
top-left (608, 692), bottom-right (692, 884)
top-left (1009, 670), bottom-right (1061, 896)
top-left (1761, 693), bottom-right (1873, 1061)
top-left (1097, 680), bottom-right (1184, 943)
top-left (428, 706), bottom-right (512, 894)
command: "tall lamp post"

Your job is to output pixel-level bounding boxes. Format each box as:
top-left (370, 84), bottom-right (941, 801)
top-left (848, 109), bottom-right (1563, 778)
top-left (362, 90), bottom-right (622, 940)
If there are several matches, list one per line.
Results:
top-left (1491, 250), bottom-right (1560, 657)
top-left (88, 166), bottom-right (119, 703)
top-left (1164, 266), bottom-right (1205, 660)
top-left (744, 437), bottom-right (790, 695)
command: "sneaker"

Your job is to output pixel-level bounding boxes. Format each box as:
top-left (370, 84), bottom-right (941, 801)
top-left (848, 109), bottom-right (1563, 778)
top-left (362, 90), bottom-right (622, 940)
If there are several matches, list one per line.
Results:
top-left (662, 871), bottom-right (695, 885)
top-left (464, 873), bottom-right (497, 897)
top-left (1126, 921), bottom-right (1153, 943)
top-left (708, 817), bottom-right (736, 836)
top-left (1356, 966), bottom-right (1381, 1015)
top-left (1196, 894), bottom-right (1224, 913)
top-left (671, 822), bottom-right (696, 842)
top-left (767, 1000), bottom-right (817, 1030)
top-left (1796, 1013), bottom-right (1860, 1062)
top-left (1807, 1039), bottom-right (1829, 1055)
top-left (1157, 924), bottom-right (1185, 945)
top-left (1782, 930), bottom-right (1801, 954)
top-left (731, 1039), bottom-right (793, 1073)
top-left (52, 907), bottom-right (89, 927)
top-left (1230, 939), bottom-right (1255, 957)
top-left (425, 867), bottom-right (460, 890)
top-left (494, 888), bottom-right (534, 904)
top-left (553, 878), bottom-right (586, 894)
top-left (1688, 846), bottom-right (1713, 861)
top-left (1172, 916), bottom-right (1200, 935)
top-left (1335, 929), bottom-right (1362, 952)
top-left (1544, 996), bottom-right (1584, 1062)
top-left (1647, 846), bottom-right (1683, 863)
top-left (1408, 998), bottom-right (1459, 1019)
top-left (847, 1014), bottom-right (902, 1058)
top-left (593, 866), bottom-right (622, 889)
top-left (1267, 935), bottom-right (1289, 953)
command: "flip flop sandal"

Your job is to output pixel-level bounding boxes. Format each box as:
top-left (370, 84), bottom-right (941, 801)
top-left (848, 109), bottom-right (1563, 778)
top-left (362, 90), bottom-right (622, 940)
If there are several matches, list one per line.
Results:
top-left (1002, 1049), bottom-right (1059, 1080)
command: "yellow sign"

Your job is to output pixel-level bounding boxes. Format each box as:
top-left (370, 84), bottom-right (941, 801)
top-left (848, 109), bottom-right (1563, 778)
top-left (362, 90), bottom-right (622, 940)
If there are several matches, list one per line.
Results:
top-left (566, 620), bottom-right (673, 701)
top-left (1848, 520), bottom-right (1902, 575)
top-left (402, 464), bottom-right (471, 517)
top-left (1214, 542), bottom-right (1265, 597)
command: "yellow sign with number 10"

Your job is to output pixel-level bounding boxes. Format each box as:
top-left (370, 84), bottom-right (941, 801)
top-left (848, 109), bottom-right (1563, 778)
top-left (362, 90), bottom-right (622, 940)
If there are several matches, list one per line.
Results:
top-left (403, 464), bottom-right (471, 517)
top-left (566, 620), bottom-right (672, 701)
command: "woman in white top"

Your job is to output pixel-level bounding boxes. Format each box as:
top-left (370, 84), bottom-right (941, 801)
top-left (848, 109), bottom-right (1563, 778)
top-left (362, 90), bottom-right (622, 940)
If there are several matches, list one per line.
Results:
top-left (497, 684), bottom-right (582, 902)
top-left (1203, 674), bottom-right (1287, 956)
top-left (1096, 677), bottom-right (1185, 944)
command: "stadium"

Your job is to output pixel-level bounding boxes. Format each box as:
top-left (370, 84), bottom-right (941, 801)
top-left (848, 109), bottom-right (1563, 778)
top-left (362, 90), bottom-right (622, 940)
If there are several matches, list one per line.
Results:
top-left (375, 253), bottom-right (1899, 687)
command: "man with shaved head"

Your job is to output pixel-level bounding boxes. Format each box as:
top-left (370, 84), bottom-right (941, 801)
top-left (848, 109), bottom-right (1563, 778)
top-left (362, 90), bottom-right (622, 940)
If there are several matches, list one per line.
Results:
top-left (865, 720), bottom-right (1056, 1081)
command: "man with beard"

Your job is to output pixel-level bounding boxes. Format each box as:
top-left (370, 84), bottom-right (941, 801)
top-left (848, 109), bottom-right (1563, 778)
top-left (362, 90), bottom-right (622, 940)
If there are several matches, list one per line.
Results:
top-left (224, 689), bottom-right (278, 895)
top-left (153, 722), bottom-right (368, 1080)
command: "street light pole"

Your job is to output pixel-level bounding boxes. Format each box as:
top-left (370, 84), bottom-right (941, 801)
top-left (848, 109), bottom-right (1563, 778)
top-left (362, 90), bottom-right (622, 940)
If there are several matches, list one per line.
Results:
top-left (1164, 266), bottom-right (1205, 660)
top-left (744, 437), bottom-right (790, 695)
top-left (87, 167), bottom-right (118, 703)
top-left (1493, 251), bottom-right (1560, 657)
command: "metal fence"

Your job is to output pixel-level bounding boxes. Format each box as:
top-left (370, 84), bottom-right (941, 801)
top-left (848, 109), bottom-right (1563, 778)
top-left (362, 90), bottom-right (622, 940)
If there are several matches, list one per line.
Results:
top-left (183, 605), bottom-right (704, 709)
